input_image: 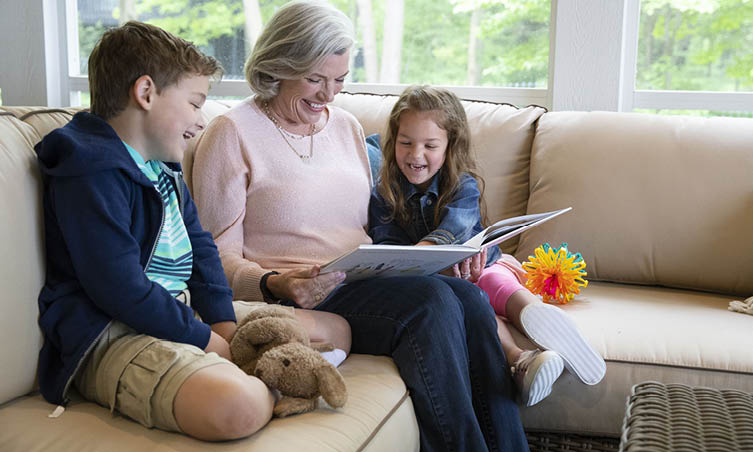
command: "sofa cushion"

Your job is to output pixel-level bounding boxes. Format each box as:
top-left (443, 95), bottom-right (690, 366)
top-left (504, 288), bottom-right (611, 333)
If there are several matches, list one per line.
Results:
top-left (0, 354), bottom-right (419, 451)
top-left (182, 100), bottom-right (234, 194)
top-left (0, 110), bottom-right (49, 405)
top-left (517, 111), bottom-right (753, 295)
top-left (366, 133), bottom-right (381, 185)
top-left (514, 281), bottom-right (753, 435)
top-left (333, 92), bottom-right (546, 254)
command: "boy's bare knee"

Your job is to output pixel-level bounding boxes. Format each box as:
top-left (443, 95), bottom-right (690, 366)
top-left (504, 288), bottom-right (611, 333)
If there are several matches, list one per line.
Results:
top-left (220, 376), bottom-right (274, 438)
top-left (175, 365), bottom-right (273, 441)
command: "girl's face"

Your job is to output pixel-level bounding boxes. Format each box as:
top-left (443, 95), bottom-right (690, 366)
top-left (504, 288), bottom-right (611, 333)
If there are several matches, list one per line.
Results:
top-left (395, 110), bottom-right (448, 191)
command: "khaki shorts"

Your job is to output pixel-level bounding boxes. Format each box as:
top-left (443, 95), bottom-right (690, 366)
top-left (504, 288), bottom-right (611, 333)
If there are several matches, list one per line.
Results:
top-left (74, 299), bottom-right (279, 432)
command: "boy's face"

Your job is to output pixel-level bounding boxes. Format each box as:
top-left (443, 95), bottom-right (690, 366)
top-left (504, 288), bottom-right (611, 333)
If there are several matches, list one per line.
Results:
top-left (395, 110), bottom-right (448, 191)
top-left (144, 74), bottom-right (209, 163)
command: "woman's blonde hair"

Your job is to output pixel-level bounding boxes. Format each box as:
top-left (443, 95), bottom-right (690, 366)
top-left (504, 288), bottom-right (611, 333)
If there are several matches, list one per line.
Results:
top-left (378, 85), bottom-right (487, 229)
top-left (245, 1), bottom-right (354, 100)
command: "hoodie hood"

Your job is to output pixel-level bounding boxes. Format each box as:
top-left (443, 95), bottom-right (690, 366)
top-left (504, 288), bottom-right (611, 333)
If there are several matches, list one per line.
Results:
top-left (35, 112), bottom-right (181, 186)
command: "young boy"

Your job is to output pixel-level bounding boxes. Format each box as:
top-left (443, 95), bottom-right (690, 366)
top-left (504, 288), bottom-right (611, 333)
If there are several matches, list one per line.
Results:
top-left (35, 21), bottom-right (274, 441)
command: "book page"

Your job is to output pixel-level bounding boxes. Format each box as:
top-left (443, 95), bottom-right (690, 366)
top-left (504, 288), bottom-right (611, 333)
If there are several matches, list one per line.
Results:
top-left (463, 207), bottom-right (572, 249)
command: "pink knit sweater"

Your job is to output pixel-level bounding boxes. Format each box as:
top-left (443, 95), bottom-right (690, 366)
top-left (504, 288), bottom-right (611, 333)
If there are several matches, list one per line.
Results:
top-left (192, 98), bottom-right (373, 302)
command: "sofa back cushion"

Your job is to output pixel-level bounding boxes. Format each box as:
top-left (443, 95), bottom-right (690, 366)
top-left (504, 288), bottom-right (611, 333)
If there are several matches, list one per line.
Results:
top-left (516, 111), bottom-right (753, 296)
top-left (332, 93), bottom-right (545, 254)
top-left (0, 108), bottom-right (77, 405)
top-left (181, 100), bottom-right (234, 193)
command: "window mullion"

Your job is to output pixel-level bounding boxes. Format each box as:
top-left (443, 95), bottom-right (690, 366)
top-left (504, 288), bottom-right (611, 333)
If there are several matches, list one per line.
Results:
top-left (619, 0), bottom-right (640, 112)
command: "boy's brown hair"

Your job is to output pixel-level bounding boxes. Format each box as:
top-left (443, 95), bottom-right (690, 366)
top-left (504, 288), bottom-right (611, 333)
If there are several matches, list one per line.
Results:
top-left (88, 21), bottom-right (222, 120)
top-left (378, 85), bottom-right (487, 228)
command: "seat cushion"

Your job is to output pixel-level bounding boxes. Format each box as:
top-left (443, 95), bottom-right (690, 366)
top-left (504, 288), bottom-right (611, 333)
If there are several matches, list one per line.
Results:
top-left (0, 354), bottom-right (419, 452)
top-left (515, 282), bottom-right (753, 436)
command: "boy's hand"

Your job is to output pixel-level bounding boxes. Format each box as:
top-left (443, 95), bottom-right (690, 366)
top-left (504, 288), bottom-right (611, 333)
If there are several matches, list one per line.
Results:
top-left (211, 321), bottom-right (237, 343)
top-left (205, 331), bottom-right (231, 360)
top-left (266, 266), bottom-right (346, 309)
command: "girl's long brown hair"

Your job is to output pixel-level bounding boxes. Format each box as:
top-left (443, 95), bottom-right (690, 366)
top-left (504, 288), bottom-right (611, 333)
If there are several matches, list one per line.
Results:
top-left (378, 85), bottom-right (487, 230)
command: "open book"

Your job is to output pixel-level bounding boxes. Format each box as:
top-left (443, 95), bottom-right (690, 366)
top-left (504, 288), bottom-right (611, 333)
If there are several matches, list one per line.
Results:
top-left (322, 207), bottom-right (572, 283)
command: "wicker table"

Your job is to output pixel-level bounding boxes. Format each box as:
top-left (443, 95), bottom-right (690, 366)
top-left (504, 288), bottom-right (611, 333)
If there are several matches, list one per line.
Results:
top-left (620, 381), bottom-right (753, 451)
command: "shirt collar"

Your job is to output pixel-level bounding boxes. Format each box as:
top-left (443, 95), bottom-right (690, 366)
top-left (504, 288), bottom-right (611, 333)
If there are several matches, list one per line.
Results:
top-left (402, 170), bottom-right (442, 199)
top-left (123, 141), bottom-right (161, 181)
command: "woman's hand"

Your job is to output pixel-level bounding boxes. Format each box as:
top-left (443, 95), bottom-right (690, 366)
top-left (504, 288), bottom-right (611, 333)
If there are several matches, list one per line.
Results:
top-left (266, 265), bottom-right (346, 309)
top-left (445, 248), bottom-right (487, 282)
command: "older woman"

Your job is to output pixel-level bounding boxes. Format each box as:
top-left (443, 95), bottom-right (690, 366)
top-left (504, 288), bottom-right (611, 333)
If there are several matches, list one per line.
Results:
top-left (192, 1), bottom-right (529, 451)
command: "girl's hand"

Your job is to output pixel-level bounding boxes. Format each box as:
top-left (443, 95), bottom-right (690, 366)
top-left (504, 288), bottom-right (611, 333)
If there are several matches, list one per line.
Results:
top-left (266, 265), bottom-right (346, 309)
top-left (467, 248), bottom-right (487, 282)
top-left (447, 248), bottom-right (487, 282)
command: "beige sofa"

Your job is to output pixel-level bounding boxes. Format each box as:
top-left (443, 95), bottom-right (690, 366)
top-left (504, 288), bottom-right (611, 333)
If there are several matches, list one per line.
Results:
top-left (1, 92), bottom-right (752, 451)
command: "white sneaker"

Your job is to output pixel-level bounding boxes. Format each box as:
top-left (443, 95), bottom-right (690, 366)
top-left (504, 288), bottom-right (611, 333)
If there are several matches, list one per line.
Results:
top-left (512, 349), bottom-right (564, 407)
top-left (520, 303), bottom-right (606, 385)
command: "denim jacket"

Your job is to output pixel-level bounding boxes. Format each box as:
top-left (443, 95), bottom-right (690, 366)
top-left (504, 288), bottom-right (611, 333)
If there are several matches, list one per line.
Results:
top-left (368, 172), bottom-right (500, 266)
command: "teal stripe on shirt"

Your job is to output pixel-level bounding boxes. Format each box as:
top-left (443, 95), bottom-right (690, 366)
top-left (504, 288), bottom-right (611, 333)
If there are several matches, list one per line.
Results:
top-left (124, 142), bottom-right (193, 296)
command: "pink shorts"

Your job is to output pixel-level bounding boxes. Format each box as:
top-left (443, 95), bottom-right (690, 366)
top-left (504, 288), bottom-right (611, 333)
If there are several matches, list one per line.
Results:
top-left (475, 256), bottom-right (527, 318)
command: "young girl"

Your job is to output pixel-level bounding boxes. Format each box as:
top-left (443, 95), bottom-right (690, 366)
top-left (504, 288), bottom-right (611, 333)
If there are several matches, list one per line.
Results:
top-left (368, 85), bottom-right (606, 406)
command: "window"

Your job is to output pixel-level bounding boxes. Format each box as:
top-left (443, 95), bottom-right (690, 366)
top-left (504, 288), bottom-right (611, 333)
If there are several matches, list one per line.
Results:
top-left (70, 0), bottom-right (550, 105)
top-left (627, 0), bottom-right (753, 116)
top-left (637, 0), bottom-right (753, 92)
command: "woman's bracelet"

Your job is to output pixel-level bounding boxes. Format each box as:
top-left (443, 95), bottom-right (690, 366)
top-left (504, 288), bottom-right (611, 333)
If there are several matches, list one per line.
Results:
top-left (260, 271), bottom-right (281, 304)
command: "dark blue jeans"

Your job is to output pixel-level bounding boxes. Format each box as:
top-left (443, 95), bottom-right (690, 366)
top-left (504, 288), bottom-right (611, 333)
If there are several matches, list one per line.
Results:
top-left (314, 275), bottom-right (529, 452)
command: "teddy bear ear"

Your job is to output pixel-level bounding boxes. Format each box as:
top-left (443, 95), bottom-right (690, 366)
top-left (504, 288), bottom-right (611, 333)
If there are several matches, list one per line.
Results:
top-left (313, 365), bottom-right (348, 408)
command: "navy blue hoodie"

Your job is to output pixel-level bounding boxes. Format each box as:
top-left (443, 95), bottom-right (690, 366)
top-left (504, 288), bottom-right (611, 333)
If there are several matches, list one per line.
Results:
top-left (35, 112), bottom-right (235, 405)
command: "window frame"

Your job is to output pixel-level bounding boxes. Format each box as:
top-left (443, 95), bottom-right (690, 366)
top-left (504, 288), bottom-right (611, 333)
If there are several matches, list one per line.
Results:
top-left (12, 0), bottom-right (752, 112)
top-left (61, 0), bottom-right (553, 108)
top-left (621, 0), bottom-right (753, 112)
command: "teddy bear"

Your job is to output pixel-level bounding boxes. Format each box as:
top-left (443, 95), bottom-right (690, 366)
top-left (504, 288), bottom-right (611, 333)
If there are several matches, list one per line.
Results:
top-left (230, 305), bottom-right (348, 417)
top-left (255, 342), bottom-right (348, 417)
top-left (230, 305), bottom-right (312, 375)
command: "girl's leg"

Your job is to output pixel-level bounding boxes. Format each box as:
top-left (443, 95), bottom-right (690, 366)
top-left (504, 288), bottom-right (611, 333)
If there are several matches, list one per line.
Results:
top-left (495, 315), bottom-right (524, 363)
top-left (504, 285), bottom-right (606, 385)
top-left (476, 263), bottom-right (527, 318)
top-left (480, 267), bottom-right (564, 406)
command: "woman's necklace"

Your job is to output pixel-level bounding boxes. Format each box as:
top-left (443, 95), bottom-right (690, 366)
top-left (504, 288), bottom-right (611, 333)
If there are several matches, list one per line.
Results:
top-left (262, 101), bottom-right (315, 163)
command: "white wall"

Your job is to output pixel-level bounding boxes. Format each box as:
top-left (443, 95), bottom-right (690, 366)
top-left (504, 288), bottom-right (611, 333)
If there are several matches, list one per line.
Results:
top-left (0, 0), bottom-right (69, 107)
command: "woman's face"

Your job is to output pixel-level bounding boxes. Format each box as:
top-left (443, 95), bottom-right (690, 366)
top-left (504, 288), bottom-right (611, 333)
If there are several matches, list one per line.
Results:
top-left (272, 50), bottom-right (350, 127)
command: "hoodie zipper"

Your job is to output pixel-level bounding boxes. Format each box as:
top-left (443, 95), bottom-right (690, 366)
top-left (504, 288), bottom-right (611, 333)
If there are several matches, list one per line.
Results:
top-left (60, 319), bottom-right (113, 405)
top-left (145, 185), bottom-right (166, 270)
